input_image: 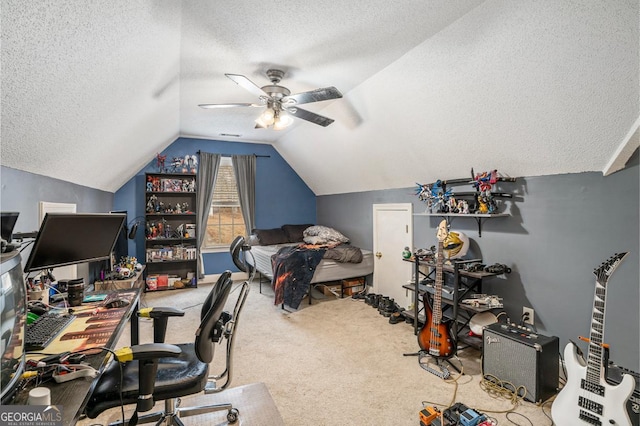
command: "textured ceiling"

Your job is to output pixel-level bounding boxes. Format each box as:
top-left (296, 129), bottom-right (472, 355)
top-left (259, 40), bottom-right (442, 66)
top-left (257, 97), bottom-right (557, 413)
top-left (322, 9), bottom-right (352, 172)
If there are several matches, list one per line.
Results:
top-left (1, 0), bottom-right (638, 195)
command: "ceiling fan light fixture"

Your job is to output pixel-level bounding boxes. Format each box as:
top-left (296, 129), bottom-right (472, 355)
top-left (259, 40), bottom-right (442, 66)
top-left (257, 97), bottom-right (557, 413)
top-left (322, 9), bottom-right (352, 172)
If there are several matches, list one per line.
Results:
top-left (273, 112), bottom-right (293, 130)
top-left (202, 69), bottom-right (342, 129)
top-left (256, 108), bottom-right (275, 127)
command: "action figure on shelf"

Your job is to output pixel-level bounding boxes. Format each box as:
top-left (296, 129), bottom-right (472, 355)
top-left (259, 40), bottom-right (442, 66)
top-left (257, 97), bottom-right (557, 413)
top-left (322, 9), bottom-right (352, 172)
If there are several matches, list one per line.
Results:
top-left (146, 195), bottom-right (158, 213)
top-left (156, 153), bottom-right (167, 173)
top-left (476, 195), bottom-right (489, 214)
top-left (169, 157), bottom-right (184, 173)
top-left (472, 169), bottom-right (499, 195)
top-left (185, 155), bottom-right (198, 174)
top-left (456, 199), bottom-right (470, 214)
top-left (415, 180), bottom-right (455, 213)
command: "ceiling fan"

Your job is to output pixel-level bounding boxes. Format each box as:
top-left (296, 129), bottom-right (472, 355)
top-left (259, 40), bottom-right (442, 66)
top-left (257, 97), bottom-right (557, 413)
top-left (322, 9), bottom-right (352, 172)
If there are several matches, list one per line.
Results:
top-left (198, 69), bottom-right (342, 129)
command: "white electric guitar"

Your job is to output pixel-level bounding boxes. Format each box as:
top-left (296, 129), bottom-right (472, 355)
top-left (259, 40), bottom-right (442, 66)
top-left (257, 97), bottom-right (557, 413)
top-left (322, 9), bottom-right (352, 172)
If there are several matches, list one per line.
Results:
top-left (552, 252), bottom-right (635, 426)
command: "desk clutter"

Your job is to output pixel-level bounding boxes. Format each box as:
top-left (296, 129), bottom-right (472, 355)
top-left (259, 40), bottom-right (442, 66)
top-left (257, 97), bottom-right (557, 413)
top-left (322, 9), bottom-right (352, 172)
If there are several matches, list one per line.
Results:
top-left (24, 290), bottom-right (138, 355)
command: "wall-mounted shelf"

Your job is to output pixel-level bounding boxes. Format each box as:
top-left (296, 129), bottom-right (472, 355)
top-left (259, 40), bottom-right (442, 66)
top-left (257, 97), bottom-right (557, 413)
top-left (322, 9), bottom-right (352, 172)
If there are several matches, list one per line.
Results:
top-left (413, 213), bottom-right (509, 237)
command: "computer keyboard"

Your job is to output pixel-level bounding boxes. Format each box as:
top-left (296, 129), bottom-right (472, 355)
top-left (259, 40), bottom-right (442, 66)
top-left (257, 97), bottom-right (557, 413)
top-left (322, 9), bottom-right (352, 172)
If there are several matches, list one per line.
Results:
top-left (25, 313), bottom-right (76, 351)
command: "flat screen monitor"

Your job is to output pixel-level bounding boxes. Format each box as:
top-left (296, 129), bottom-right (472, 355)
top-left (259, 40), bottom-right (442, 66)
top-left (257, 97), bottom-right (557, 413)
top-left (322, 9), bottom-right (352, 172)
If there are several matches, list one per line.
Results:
top-left (1, 212), bottom-right (19, 243)
top-left (0, 251), bottom-right (27, 403)
top-left (23, 213), bottom-right (126, 273)
top-left (109, 211), bottom-right (129, 267)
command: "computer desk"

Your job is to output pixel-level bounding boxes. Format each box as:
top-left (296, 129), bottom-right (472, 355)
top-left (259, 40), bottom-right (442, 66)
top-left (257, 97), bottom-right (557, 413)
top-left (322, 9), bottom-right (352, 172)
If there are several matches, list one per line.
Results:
top-left (12, 288), bottom-right (142, 425)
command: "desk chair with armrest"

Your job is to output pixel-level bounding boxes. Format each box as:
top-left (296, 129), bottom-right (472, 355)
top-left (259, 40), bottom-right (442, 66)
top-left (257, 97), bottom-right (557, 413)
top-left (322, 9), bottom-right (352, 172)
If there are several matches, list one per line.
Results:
top-left (230, 235), bottom-right (256, 287)
top-left (85, 271), bottom-right (250, 425)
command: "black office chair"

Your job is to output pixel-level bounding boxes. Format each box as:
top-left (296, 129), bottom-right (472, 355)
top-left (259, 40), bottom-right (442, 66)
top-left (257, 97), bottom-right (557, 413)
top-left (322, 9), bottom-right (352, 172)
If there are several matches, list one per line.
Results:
top-left (85, 271), bottom-right (250, 425)
top-left (230, 236), bottom-right (256, 284)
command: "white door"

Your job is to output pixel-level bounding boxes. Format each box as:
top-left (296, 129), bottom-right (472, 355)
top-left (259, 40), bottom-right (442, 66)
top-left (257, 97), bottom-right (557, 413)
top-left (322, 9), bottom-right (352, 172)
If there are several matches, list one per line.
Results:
top-left (372, 203), bottom-right (413, 310)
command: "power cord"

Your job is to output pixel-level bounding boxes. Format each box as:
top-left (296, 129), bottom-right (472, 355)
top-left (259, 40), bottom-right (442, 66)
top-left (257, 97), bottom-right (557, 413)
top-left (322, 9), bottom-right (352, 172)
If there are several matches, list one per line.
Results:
top-left (20, 346), bottom-right (125, 424)
top-left (477, 373), bottom-right (546, 425)
top-left (72, 346), bottom-right (126, 425)
top-left (42, 282), bottom-right (69, 310)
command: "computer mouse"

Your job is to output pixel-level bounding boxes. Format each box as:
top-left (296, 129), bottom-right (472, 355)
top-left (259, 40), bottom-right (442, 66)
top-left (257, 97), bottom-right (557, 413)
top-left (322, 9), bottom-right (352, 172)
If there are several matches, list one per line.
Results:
top-left (29, 302), bottom-right (49, 315)
top-left (105, 298), bottom-right (130, 309)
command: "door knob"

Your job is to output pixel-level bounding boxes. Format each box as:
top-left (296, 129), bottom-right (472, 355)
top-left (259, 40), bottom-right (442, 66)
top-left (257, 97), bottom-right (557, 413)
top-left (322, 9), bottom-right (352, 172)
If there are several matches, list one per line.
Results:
top-left (375, 252), bottom-right (382, 259)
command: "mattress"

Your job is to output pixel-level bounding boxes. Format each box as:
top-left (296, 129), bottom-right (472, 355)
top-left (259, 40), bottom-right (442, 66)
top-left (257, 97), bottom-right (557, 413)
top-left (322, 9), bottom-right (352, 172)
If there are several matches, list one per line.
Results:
top-left (247, 243), bottom-right (374, 283)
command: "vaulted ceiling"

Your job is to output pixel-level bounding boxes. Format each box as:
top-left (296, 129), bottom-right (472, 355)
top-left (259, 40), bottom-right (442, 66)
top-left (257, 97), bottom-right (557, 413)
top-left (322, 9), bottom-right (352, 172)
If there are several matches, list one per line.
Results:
top-left (2, 1), bottom-right (638, 195)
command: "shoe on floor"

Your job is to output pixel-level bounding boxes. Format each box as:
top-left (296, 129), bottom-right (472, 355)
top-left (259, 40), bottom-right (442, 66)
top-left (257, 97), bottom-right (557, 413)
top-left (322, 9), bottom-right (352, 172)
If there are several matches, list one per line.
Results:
top-left (389, 311), bottom-right (405, 324)
top-left (382, 301), bottom-right (401, 317)
top-left (378, 297), bottom-right (392, 314)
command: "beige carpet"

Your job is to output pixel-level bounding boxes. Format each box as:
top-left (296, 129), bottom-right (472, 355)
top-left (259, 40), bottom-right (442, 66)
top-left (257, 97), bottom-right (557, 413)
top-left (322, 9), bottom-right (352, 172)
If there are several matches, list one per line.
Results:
top-left (80, 278), bottom-right (555, 425)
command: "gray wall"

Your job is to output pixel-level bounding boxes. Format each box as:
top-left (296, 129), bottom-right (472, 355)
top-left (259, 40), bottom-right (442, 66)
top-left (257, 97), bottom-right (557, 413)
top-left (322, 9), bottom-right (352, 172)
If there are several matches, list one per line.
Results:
top-left (1, 166), bottom-right (114, 232)
top-left (0, 166), bottom-right (114, 281)
top-left (317, 154), bottom-right (639, 370)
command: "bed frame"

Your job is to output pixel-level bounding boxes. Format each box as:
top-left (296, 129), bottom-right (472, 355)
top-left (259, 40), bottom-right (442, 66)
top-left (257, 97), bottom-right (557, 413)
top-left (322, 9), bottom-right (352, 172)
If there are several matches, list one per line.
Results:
top-left (246, 243), bottom-right (374, 304)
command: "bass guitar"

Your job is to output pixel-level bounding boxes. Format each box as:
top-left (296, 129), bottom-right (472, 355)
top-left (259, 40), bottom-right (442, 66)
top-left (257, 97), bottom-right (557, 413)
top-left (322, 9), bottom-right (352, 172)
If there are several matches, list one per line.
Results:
top-left (417, 219), bottom-right (456, 358)
top-left (552, 252), bottom-right (635, 426)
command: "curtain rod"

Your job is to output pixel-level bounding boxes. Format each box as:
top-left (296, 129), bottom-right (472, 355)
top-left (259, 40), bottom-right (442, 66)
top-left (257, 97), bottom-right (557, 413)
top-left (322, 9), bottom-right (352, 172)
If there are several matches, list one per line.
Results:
top-left (196, 150), bottom-right (270, 158)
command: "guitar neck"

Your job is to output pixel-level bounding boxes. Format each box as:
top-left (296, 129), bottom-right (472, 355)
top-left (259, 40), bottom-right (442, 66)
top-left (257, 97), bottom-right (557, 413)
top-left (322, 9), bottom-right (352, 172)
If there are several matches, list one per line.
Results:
top-left (433, 241), bottom-right (444, 323)
top-left (586, 280), bottom-right (606, 382)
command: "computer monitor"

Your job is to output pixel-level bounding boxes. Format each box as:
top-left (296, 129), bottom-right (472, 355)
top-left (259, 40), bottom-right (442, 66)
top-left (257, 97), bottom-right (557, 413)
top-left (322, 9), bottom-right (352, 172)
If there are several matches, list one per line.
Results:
top-left (0, 251), bottom-right (27, 403)
top-left (0, 212), bottom-right (19, 243)
top-left (23, 213), bottom-right (126, 273)
top-left (109, 211), bottom-right (129, 268)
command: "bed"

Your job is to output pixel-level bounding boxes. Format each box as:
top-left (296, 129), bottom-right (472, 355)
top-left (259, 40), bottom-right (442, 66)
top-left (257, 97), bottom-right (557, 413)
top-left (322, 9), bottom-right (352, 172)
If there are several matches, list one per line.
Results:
top-left (245, 225), bottom-right (374, 309)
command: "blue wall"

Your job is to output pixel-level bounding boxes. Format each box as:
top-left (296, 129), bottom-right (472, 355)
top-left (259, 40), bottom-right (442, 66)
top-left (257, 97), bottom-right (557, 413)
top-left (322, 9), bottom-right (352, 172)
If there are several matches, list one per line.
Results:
top-left (113, 137), bottom-right (316, 274)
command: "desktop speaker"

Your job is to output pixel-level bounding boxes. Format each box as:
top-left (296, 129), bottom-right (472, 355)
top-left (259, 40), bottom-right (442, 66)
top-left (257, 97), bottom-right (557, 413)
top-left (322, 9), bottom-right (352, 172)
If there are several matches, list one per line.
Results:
top-left (482, 323), bottom-right (559, 403)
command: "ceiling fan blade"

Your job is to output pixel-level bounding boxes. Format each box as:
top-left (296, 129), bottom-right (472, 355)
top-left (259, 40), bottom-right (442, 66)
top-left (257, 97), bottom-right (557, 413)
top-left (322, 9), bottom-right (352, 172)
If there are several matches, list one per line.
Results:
top-left (288, 107), bottom-right (335, 127)
top-left (198, 103), bottom-right (262, 109)
top-left (283, 86), bottom-right (342, 106)
top-left (225, 73), bottom-right (272, 100)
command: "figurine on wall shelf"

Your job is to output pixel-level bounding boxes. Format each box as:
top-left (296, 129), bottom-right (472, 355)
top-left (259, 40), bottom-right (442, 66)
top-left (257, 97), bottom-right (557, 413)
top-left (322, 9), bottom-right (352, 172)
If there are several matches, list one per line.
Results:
top-left (415, 168), bottom-right (514, 215)
top-left (156, 153), bottom-right (167, 173)
top-left (476, 195), bottom-right (489, 214)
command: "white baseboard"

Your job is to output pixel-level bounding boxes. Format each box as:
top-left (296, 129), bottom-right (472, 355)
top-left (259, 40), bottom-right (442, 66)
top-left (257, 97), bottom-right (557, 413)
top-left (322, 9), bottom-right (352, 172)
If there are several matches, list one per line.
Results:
top-left (202, 272), bottom-right (249, 283)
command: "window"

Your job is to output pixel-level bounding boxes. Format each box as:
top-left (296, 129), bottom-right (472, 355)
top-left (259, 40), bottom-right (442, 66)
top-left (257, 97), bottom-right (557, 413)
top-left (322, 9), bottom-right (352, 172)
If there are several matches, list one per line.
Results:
top-left (204, 157), bottom-right (246, 249)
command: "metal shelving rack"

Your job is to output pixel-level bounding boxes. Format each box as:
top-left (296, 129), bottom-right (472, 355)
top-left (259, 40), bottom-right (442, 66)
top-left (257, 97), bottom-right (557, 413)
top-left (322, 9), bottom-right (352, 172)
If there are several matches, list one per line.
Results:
top-left (403, 257), bottom-right (502, 350)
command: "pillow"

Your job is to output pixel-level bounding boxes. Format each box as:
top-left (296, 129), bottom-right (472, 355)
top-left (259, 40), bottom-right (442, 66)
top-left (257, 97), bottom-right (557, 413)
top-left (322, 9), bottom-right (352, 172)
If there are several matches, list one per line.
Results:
top-left (303, 225), bottom-right (350, 245)
top-left (246, 234), bottom-right (260, 246)
top-left (281, 224), bottom-right (314, 243)
top-left (251, 228), bottom-right (289, 245)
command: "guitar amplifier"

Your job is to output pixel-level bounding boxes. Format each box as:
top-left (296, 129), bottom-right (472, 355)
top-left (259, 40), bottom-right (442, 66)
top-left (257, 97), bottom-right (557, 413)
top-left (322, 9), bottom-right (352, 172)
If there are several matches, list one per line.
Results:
top-left (482, 323), bottom-right (559, 403)
top-left (606, 362), bottom-right (640, 426)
